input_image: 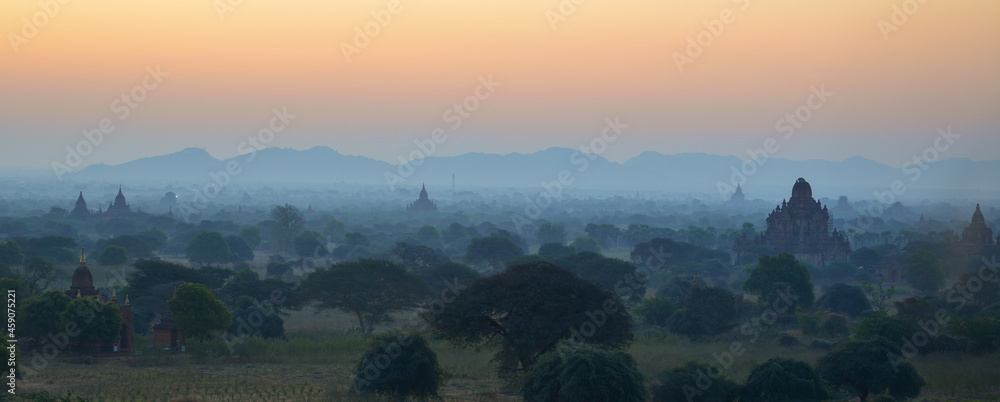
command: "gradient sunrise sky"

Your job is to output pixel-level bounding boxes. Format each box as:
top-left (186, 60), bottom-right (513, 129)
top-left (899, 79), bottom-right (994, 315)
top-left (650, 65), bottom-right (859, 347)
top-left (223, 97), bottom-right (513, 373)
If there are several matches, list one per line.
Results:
top-left (1, 0), bottom-right (998, 170)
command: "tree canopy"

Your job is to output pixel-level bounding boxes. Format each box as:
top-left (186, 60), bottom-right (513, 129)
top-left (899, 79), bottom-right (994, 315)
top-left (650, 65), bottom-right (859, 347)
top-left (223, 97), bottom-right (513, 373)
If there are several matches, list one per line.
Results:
top-left (743, 253), bottom-right (815, 308)
top-left (817, 339), bottom-right (924, 401)
top-left (186, 232), bottom-right (233, 265)
top-left (168, 283), bottom-right (233, 341)
top-left (427, 261), bottom-right (633, 376)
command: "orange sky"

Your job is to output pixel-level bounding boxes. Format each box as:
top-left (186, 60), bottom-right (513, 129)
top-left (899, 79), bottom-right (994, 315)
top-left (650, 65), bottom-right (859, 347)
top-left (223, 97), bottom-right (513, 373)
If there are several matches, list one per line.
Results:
top-left (2, 0), bottom-right (998, 169)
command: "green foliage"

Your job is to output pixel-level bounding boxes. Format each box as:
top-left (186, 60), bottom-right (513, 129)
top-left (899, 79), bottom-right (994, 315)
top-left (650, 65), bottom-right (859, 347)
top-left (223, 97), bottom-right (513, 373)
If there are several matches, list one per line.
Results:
top-left (853, 313), bottom-right (919, 344)
top-left (269, 204), bottom-right (305, 254)
top-left (947, 315), bottom-right (1000, 352)
top-left (817, 339), bottom-right (925, 401)
top-left (464, 235), bottom-right (524, 270)
top-left (94, 235), bottom-right (152, 259)
top-left (860, 279), bottom-right (896, 314)
top-left (0, 241), bottom-right (25, 266)
top-left (817, 313), bottom-right (850, 338)
top-left (96, 245), bottom-right (128, 266)
top-left (428, 261), bottom-right (633, 377)
top-left (186, 232), bottom-right (232, 265)
top-left (571, 237), bottom-right (602, 254)
top-left (537, 242), bottom-right (574, 258)
top-left (668, 286), bottom-right (738, 340)
top-left (352, 330), bottom-right (444, 400)
top-left (21, 290), bottom-right (72, 342)
top-left (535, 222), bottom-right (567, 245)
top-left (797, 312), bottom-right (820, 335)
top-left (630, 238), bottom-right (730, 272)
top-left (293, 230), bottom-right (327, 258)
top-left (227, 296), bottom-right (285, 340)
top-left (13, 236), bottom-right (78, 264)
top-left (550, 252), bottom-right (645, 303)
top-left (61, 297), bottom-right (122, 343)
top-left (16, 258), bottom-right (64, 298)
top-left (634, 297), bottom-right (677, 327)
top-left (741, 358), bottom-right (830, 402)
top-left (521, 341), bottom-right (646, 402)
top-left (223, 235), bottom-right (254, 263)
top-left (903, 249), bottom-right (946, 293)
top-left (817, 283), bottom-right (871, 317)
top-left (239, 227), bottom-right (262, 250)
top-left (302, 259), bottom-right (430, 333)
top-left (852, 247), bottom-right (884, 268)
top-left (168, 283), bottom-right (233, 341)
top-left (652, 360), bottom-right (740, 402)
top-left (322, 219), bottom-right (346, 241)
top-left (136, 227), bottom-right (168, 251)
top-left (418, 262), bottom-right (481, 290)
top-left (743, 253), bottom-right (815, 308)
top-left (656, 275), bottom-right (694, 303)
top-left (218, 268), bottom-right (302, 312)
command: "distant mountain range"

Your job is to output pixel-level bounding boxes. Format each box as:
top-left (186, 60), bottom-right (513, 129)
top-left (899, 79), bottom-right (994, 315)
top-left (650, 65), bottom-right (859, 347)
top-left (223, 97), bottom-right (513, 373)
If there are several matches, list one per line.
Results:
top-left (63, 146), bottom-right (1000, 200)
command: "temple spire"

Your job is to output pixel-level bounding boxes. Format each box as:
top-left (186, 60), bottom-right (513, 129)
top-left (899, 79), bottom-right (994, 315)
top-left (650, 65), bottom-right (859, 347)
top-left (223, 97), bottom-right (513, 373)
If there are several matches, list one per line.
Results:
top-left (80, 248), bottom-right (86, 264)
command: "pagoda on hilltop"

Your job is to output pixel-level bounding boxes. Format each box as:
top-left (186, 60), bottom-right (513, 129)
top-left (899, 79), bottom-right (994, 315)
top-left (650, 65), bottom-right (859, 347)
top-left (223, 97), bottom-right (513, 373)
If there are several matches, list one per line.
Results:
top-left (959, 204), bottom-right (996, 254)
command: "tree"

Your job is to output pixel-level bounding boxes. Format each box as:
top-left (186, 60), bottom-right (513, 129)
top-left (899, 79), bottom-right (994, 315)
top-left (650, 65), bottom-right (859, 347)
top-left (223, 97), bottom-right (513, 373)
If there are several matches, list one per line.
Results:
top-left (903, 249), bottom-right (946, 293)
top-left (418, 262), bottom-right (481, 290)
top-left (550, 252), bottom-right (645, 303)
top-left (521, 341), bottom-right (646, 402)
top-left (390, 242), bottom-right (447, 273)
top-left (352, 330), bottom-right (444, 400)
top-left (634, 297), bottom-right (677, 327)
top-left (224, 235), bottom-right (254, 263)
top-left (61, 297), bottom-right (122, 347)
top-left (538, 242), bottom-right (575, 258)
top-left (95, 235), bottom-right (152, 260)
top-left (322, 219), bottom-right (346, 241)
top-left (427, 261), bottom-right (632, 377)
top-left (239, 227), bottom-right (262, 251)
top-left (947, 315), bottom-right (1000, 353)
top-left (571, 237), bottom-right (602, 254)
top-left (186, 232), bottom-right (232, 265)
top-left (817, 339), bottom-right (924, 401)
top-left (270, 204), bottom-right (305, 254)
top-left (586, 223), bottom-right (621, 251)
top-left (136, 227), bottom-right (168, 251)
top-left (464, 235), bottom-right (524, 270)
top-left (415, 225), bottom-right (442, 246)
top-left (741, 358), bottom-right (830, 402)
top-left (853, 313), bottom-right (919, 344)
top-left (303, 259), bottom-right (430, 333)
top-left (816, 283), bottom-right (871, 317)
top-left (21, 290), bottom-right (72, 343)
top-left (168, 283), bottom-right (233, 341)
top-left (218, 268), bottom-right (304, 313)
top-left (851, 247), bottom-right (883, 268)
top-left (860, 279), bottom-right (896, 314)
top-left (227, 296), bottom-right (285, 340)
top-left (652, 360), bottom-right (741, 402)
top-left (743, 253), bottom-right (815, 309)
top-left (0, 241), bottom-right (25, 266)
top-left (668, 286), bottom-right (738, 340)
top-left (16, 258), bottom-right (64, 297)
top-left (293, 230), bottom-right (327, 258)
top-left (535, 222), bottom-right (567, 245)
top-left (97, 245), bottom-right (129, 266)
top-left (14, 236), bottom-right (78, 264)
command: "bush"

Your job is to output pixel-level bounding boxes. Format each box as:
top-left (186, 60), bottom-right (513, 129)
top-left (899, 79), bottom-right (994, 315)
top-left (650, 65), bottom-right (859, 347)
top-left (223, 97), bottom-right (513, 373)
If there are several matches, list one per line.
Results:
top-left (817, 283), bottom-right (871, 317)
top-left (778, 332), bottom-right (800, 347)
top-left (947, 316), bottom-right (1000, 353)
top-left (634, 297), bottom-right (677, 327)
top-left (817, 338), bottom-right (924, 402)
top-left (521, 341), bottom-right (646, 402)
top-left (818, 313), bottom-right (850, 338)
top-left (652, 360), bottom-right (740, 402)
top-left (351, 330), bottom-right (444, 400)
top-left (797, 312), bottom-right (820, 335)
top-left (741, 358), bottom-right (830, 402)
top-left (853, 313), bottom-right (918, 344)
top-left (808, 339), bottom-right (834, 351)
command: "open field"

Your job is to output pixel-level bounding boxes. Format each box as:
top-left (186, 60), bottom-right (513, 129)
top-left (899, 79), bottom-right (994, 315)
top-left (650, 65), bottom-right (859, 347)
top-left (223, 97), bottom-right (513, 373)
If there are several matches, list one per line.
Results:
top-left (14, 325), bottom-right (1000, 402)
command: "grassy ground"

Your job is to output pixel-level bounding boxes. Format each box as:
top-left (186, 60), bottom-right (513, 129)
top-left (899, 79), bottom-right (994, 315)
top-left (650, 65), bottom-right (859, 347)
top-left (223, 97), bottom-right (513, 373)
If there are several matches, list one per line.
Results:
top-left (14, 326), bottom-right (1000, 401)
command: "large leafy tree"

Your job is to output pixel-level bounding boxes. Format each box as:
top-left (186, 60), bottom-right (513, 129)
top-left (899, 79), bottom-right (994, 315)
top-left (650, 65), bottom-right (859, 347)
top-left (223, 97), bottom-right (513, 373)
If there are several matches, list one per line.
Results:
top-left (902, 249), bottom-right (946, 294)
top-left (570, 237), bottom-right (602, 254)
top-left (228, 295), bottom-right (285, 340)
top-left (17, 258), bottom-right (64, 297)
top-left (94, 235), bottom-right (153, 259)
top-left (0, 241), bottom-right (25, 266)
top-left (303, 259), bottom-right (430, 333)
top-left (668, 285), bottom-right (738, 340)
top-left (293, 230), bottom-right (327, 258)
top-left (219, 268), bottom-right (303, 313)
top-left (270, 204), bottom-right (305, 254)
top-left (535, 222), bottom-right (567, 245)
top-left (13, 236), bottom-right (78, 264)
top-left (61, 297), bottom-right (122, 345)
top-left (428, 261), bottom-right (633, 376)
top-left (743, 253), bottom-right (815, 308)
top-left (521, 341), bottom-right (646, 402)
top-left (224, 235), bottom-right (254, 263)
top-left (168, 283), bottom-right (233, 341)
top-left (652, 360), bottom-right (741, 402)
top-left (817, 339), bottom-right (924, 401)
top-left (816, 283), bottom-right (871, 317)
top-left (550, 252), bottom-right (645, 303)
top-left (186, 231), bottom-right (233, 265)
top-left (741, 358), bottom-right (830, 402)
top-left (239, 227), bottom-right (262, 251)
top-left (21, 290), bottom-right (72, 343)
top-left (97, 245), bottom-right (129, 266)
top-left (464, 235), bottom-right (525, 270)
top-left (352, 330), bottom-right (444, 400)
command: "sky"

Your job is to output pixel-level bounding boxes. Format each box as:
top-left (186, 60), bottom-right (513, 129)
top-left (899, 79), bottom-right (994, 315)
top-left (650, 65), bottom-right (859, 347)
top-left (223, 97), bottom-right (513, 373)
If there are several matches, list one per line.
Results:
top-left (1, 0), bottom-right (998, 171)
